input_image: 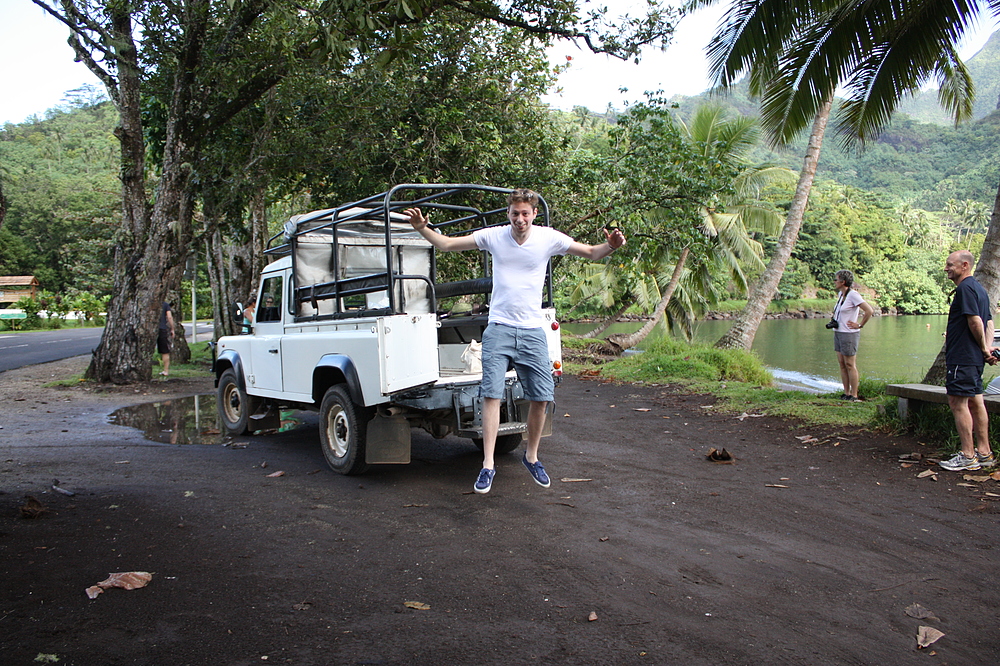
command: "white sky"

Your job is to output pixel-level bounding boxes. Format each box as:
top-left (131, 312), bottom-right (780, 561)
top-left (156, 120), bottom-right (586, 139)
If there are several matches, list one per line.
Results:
top-left (1, 0), bottom-right (998, 125)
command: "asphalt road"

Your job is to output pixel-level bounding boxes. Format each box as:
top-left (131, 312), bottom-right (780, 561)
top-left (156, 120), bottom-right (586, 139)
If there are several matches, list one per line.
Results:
top-left (0, 323), bottom-right (213, 373)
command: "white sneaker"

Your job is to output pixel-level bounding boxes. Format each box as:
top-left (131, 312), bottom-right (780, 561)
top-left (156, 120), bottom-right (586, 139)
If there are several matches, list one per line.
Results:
top-left (939, 452), bottom-right (981, 472)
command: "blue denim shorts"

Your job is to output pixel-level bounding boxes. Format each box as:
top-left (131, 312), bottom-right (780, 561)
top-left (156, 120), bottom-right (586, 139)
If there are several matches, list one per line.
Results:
top-left (946, 365), bottom-right (984, 396)
top-left (480, 323), bottom-right (554, 402)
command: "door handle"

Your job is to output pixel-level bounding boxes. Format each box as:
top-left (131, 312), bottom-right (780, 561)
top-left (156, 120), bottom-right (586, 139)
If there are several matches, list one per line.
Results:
top-left (268, 349), bottom-right (279, 354)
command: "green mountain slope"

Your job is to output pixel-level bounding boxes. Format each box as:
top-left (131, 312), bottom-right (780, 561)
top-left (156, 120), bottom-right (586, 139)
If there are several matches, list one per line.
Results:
top-left (896, 29), bottom-right (1000, 124)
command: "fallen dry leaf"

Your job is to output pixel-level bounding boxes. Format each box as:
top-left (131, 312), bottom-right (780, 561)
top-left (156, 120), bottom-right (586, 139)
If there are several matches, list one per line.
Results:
top-left (404, 601), bottom-right (430, 610)
top-left (599, 537), bottom-right (609, 542)
top-left (706, 448), bottom-right (734, 463)
top-left (560, 478), bottom-right (592, 483)
top-left (905, 603), bottom-right (939, 621)
top-left (265, 470), bottom-right (285, 478)
top-left (292, 602), bottom-right (312, 611)
top-left (957, 482), bottom-right (978, 487)
top-left (86, 571), bottom-right (152, 599)
top-left (19, 496), bottom-right (48, 519)
top-left (402, 503), bottom-right (428, 508)
top-left (588, 611), bottom-right (598, 621)
top-left (991, 471), bottom-right (1000, 481)
top-left (963, 474), bottom-right (991, 482)
top-left (634, 408), bottom-right (651, 412)
top-left (917, 469), bottom-right (938, 479)
top-left (985, 492), bottom-right (1000, 497)
top-left (563, 413), bottom-right (571, 417)
top-left (916, 625), bottom-right (945, 649)
top-left (900, 462), bottom-right (913, 468)
top-left (765, 484), bottom-right (789, 488)
top-left (794, 435), bottom-right (814, 441)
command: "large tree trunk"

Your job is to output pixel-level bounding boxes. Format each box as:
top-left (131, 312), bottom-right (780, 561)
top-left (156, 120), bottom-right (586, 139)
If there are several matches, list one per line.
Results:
top-left (922, 177), bottom-right (1000, 384)
top-left (85, 7), bottom-right (204, 383)
top-left (715, 95), bottom-right (832, 350)
top-left (85, 9), bottom-right (159, 383)
top-left (607, 247), bottom-right (689, 351)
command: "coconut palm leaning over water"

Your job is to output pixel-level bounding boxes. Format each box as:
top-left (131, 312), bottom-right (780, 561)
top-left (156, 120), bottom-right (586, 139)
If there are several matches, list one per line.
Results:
top-left (692, 0), bottom-right (1000, 365)
top-left (580, 104), bottom-right (795, 351)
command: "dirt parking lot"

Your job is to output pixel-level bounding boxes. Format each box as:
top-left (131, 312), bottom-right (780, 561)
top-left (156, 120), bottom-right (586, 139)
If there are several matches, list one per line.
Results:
top-left (2, 356), bottom-right (999, 665)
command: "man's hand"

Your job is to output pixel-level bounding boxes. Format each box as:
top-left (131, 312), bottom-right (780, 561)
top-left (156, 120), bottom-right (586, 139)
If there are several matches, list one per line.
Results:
top-left (603, 227), bottom-right (626, 250)
top-left (404, 207), bottom-right (428, 230)
top-left (986, 347), bottom-right (999, 365)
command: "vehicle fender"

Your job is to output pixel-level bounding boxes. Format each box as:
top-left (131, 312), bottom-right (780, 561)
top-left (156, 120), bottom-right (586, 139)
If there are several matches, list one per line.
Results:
top-left (214, 349), bottom-right (246, 389)
top-left (313, 355), bottom-right (365, 406)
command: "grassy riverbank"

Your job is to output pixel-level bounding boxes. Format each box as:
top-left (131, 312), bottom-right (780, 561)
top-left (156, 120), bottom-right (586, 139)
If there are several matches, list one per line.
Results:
top-left (562, 333), bottom-right (997, 452)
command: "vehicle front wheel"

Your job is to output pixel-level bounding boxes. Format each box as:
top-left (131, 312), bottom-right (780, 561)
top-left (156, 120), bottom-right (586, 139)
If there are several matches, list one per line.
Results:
top-left (217, 368), bottom-right (260, 436)
top-left (472, 433), bottom-right (523, 455)
top-left (319, 384), bottom-right (372, 475)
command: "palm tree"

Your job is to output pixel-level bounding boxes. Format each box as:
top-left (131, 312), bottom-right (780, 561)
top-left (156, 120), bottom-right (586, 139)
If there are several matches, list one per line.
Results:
top-left (693, 0), bottom-right (983, 350)
top-left (602, 104), bottom-right (794, 351)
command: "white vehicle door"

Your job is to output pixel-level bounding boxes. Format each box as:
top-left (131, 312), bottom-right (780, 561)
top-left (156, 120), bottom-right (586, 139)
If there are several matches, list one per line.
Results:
top-left (248, 274), bottom-right (284, 393)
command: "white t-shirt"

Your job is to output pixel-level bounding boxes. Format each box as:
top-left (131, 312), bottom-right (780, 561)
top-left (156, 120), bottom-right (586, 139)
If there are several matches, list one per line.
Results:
top-left (834, 289), bottom-right (866, 334)
top-left (473, 224), bottom-right (572, 328)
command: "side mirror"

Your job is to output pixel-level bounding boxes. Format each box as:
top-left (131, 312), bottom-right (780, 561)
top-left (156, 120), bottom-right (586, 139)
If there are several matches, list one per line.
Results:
top-left (231, 302), bottom-right (243, 320)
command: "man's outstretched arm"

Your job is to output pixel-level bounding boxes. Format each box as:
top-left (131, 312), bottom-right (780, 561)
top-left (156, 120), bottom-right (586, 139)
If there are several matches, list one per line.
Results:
top-left (404, 208), bottom-right (479, 252)
top-left (566, 227), bottom-right (626, 260)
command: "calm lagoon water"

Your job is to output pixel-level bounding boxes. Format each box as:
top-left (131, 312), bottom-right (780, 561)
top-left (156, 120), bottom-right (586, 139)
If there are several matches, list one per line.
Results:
top-left (564, 314), bottom-right (1000, 393)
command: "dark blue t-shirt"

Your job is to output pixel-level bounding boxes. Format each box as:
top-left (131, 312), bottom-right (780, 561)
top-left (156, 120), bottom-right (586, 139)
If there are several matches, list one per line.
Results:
top-left (946, 276), bottom-right (992, 366)
top-left (159, 302), bottom-right (172, 331)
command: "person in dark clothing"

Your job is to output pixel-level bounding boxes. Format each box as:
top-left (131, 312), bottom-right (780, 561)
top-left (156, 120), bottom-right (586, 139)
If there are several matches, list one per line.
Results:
top-left (938, 251), bottom-right (998, 471)
top-left (158, 302), bottom-right (174, 376)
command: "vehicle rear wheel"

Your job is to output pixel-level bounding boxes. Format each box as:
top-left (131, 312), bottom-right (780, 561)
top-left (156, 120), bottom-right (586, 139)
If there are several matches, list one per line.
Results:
top-left (217, 368), bottom-right (260, 436)
top-left (319, 384), bottom-right (371, 475)
top-left (471, 433), bottom-right (523, 455)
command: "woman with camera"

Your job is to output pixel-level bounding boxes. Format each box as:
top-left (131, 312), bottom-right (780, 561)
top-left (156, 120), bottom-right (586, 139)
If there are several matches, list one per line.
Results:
top-left (831, 269), bottom-right (874, 401)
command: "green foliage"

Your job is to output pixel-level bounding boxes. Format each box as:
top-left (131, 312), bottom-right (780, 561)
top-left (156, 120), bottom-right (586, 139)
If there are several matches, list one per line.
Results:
top-left (0, 99), bottom-right (119, 295)
top-left (12, 295), bottom-right (42, 328)
top-left (598, 337), bottom-right (773, 385)
top-left (862, 262), bottom-right (948, 313)
top-left (71, 291), bottom-right (108, 323)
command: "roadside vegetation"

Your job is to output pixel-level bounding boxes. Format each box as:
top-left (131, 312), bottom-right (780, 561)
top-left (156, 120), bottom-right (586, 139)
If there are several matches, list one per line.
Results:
top-left (43, 342), bottom-right (215, 388)
top-left (563, 332), bottom-right (995, 452)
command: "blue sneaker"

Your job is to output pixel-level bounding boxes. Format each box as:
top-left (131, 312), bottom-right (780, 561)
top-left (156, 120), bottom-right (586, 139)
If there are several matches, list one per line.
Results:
top-left (474, 468), bottom-right (495, 494)
top-left (522, 454), bottom-right (550, 488)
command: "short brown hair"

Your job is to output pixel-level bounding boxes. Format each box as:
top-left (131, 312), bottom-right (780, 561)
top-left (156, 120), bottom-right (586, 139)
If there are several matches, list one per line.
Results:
top-left (507, 188), bottom-right (539, 209)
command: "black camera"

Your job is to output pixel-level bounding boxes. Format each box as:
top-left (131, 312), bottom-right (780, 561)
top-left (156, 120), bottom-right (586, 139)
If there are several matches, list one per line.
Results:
top-left (825, 318), bottom-right (838, 329)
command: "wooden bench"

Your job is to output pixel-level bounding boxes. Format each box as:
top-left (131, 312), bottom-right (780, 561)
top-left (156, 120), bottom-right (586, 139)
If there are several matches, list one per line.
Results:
top-left (886, 383), bottom-right (1000, 421)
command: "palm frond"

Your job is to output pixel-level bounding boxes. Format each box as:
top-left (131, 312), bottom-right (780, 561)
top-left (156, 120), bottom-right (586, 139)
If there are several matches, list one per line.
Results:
top-left (836, 0), bottom-right (979, 145)
top-left (935, 46), bottom-right (975, 125)
top-left (729, 165), bottom-right (797, 201)
top-left (699, 0), bottom-right (814, 89)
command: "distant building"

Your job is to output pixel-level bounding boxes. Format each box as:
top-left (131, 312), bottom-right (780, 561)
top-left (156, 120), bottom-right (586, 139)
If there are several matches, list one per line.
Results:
top-left (0, 276), bottom-right (40, 306)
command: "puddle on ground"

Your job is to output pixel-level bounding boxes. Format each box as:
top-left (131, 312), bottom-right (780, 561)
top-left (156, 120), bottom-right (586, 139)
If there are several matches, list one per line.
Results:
top-left (109, 394), bottom-right (304, 445)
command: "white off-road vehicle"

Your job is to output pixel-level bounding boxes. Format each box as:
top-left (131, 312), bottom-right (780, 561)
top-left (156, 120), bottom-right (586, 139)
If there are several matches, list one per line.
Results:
top-left (214, 184), bottom-right (563, 474)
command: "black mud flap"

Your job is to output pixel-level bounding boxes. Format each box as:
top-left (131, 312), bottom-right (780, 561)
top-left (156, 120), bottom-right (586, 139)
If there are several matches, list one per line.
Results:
top-left (249, 404), bottom-right (281, 431)
top-left (366, 414), bottom-right (411, 464)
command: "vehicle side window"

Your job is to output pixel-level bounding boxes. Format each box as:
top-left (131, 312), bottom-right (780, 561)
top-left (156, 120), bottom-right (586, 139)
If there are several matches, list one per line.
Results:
top-left (257, 276), bottom-right (282, 323)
